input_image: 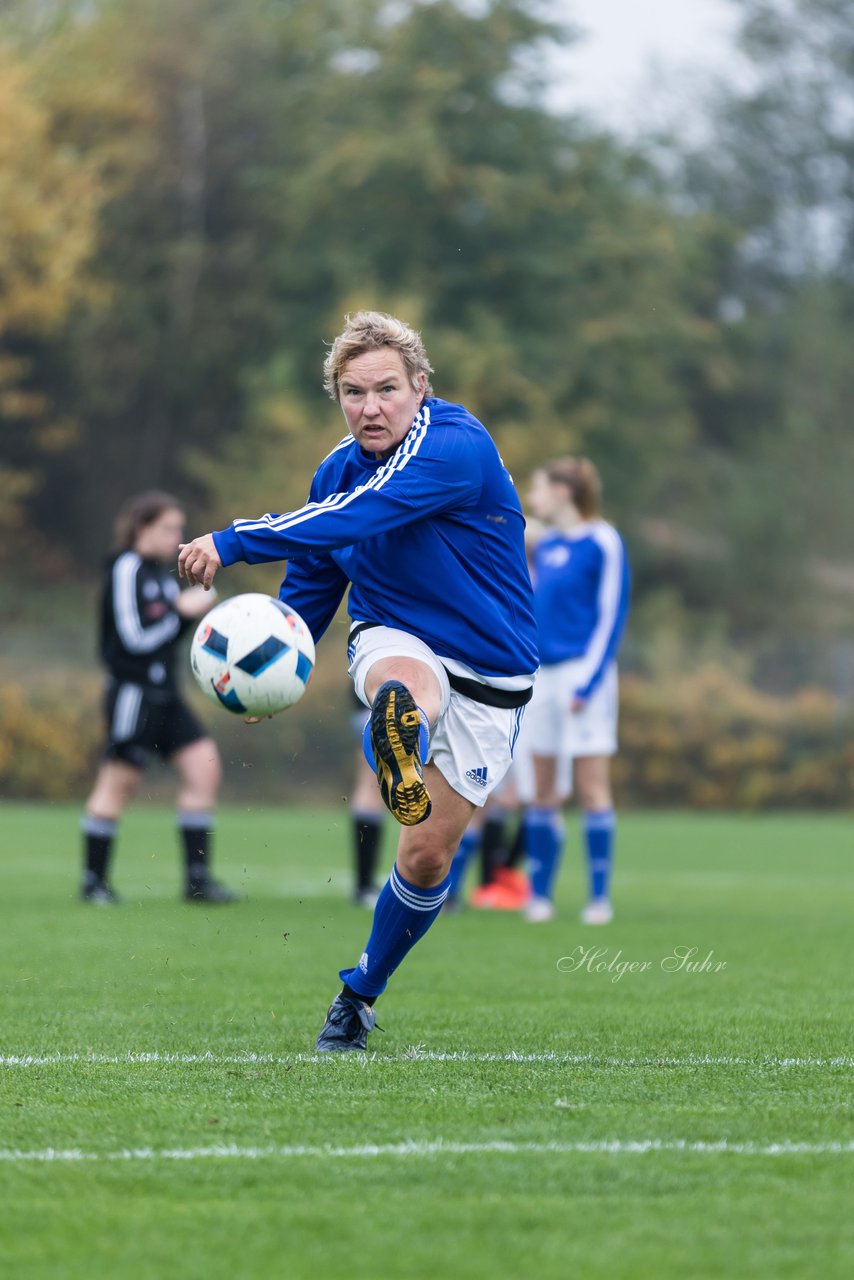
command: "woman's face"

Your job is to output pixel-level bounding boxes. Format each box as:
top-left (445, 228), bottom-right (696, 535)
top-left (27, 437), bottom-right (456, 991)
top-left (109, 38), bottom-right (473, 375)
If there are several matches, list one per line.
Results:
top-left (338, 347), bottom-right (426, 458)
top-left (134, 507), bottom-right (185, 562)
top-left (526, 470), bottom-right (561, 523)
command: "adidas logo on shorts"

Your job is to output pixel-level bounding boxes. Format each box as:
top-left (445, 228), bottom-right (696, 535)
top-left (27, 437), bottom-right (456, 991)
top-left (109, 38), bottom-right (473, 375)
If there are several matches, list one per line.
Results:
top-left (465, 766), bottom-right (489, 787)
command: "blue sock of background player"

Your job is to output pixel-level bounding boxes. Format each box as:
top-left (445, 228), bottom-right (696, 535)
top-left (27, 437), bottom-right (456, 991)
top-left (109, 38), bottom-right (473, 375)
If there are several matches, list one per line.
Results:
top-left (447, 828), bottom-right (480, 903)
top-left (524, 806), bottom-right (563, 901)
top-left (583, 808), bottom-right (615, 901)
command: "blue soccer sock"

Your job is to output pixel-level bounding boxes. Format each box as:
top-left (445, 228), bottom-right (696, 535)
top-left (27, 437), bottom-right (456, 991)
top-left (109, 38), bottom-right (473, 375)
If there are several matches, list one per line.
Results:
top-left (524, 807), bottom-right (563, 900)
top-left (448, 828), bottom-right (480, 899)
top-left (584, 809), bottom-right (615, 901)
top-left (339, 864), bottom-right (451, 1000)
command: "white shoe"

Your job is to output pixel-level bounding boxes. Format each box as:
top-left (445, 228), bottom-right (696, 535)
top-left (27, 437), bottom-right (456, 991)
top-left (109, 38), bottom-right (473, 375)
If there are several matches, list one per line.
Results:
top-left (581, 898), bottom-right (613, 925)
top-left (523, 895), bottom-right (556, 923)
top-left (353, 888), bottom-right (380, 910)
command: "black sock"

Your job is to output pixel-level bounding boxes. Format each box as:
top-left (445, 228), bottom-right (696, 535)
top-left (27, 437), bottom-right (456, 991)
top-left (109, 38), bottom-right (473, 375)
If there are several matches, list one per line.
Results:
top-left (479, 817), bottom-right (507, 885)
top-left (353, 814), bottom-right (382, 892)
top-left (504, 819), bottom-right (526, 870)
top-left (178, 811), bottom-right (213, 887)
top-left (342, 984), bottom-right (375, 1007)
top-left (82, 816), bottom-right (116, 886)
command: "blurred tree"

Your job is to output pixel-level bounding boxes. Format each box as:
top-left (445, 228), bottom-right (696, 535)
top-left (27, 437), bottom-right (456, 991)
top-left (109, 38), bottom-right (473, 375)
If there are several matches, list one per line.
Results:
top-left (669, 0), bottom-right (854, 646)
top-left (0, 47), bottom-right (103, 556)
top-left (698, 0), bottom-right (854, 279)
top-left (267, 0), bottom-right (727, 513)
top-left (0, 0), bottom-right (727, 591)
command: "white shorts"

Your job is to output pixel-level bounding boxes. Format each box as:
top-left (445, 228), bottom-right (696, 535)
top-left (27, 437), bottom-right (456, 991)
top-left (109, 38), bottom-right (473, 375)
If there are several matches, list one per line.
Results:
top-left (517, 659), bottom-right (619, 762)
top-left (507, 736), bottom-right (573, 805)
top-left (347, 624), bottom-right (530, 807)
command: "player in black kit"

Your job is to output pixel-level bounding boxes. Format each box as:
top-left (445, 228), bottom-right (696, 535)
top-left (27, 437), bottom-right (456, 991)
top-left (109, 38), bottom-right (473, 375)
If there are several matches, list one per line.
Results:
top-left (81, 491), bottom-right (237, 904)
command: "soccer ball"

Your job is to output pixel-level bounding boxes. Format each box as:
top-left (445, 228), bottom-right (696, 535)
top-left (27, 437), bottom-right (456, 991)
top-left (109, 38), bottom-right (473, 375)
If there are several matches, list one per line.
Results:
top-left (190, 593), bottom-right (315, 716)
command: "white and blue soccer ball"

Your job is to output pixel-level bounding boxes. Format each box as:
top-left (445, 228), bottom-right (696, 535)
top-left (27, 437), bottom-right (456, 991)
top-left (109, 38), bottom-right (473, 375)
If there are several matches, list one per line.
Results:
top-left (190, 593), bottom-right (315, 716)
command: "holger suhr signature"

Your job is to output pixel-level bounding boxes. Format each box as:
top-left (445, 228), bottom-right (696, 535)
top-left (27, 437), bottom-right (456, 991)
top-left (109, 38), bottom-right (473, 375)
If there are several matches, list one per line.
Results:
top-left (556, 945), bottom-right (727, 983)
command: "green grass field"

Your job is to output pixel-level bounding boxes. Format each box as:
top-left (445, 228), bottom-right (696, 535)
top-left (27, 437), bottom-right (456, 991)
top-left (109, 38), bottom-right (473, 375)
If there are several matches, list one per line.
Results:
top-left (1, 803), bottom-right (852, 1278)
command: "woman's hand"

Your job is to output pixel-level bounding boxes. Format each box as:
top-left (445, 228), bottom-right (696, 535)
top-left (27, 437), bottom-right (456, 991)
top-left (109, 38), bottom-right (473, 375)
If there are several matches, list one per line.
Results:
top-left (178, 535), bottom-right (222, 589)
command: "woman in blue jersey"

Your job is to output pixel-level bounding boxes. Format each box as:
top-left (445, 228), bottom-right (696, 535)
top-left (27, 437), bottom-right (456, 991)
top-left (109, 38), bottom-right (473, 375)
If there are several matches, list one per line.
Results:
top-left (178, 311), bottom-right (538, 1051)
top-left (519, 457), bottom-right (631, 925)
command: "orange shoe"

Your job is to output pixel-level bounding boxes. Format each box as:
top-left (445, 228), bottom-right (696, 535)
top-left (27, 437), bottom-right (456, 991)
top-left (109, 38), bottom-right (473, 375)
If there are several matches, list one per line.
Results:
top-left (470, 882), bottom-right (526, 911)
top-left (494, 867), bottom-right (529, 899)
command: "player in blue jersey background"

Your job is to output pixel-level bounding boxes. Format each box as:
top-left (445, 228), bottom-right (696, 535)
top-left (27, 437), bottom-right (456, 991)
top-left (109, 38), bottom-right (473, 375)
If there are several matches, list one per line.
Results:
top-left (178, 311), bottom-right (538, 1050)
top-left (517, 457), bottom-right (631, 925)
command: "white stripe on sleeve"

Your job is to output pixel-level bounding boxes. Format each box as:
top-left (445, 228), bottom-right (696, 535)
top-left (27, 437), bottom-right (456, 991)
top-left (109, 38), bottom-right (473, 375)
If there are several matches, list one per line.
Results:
top-left (113, 553), bottom-right (181, 654)
top-left (571, 523), bottom-right (624, 691)
top-left (233, 406), bottom-right (432, 540)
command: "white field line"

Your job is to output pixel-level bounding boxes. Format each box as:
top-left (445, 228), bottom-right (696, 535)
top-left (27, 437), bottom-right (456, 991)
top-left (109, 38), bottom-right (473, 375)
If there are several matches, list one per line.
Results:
top-left (0, 1138), bottom-right (852, 1165)
top-left (1, 1050), bottom-right (852, 1069)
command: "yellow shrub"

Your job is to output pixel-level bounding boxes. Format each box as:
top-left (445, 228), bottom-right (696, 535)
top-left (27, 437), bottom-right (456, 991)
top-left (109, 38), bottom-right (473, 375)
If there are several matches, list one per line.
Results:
top-left (1, 659), bottom-right (852, 809)
top-left (617, 666), bottom-right (853, 809)
top-left (0, 672), bottom-right (102, 800)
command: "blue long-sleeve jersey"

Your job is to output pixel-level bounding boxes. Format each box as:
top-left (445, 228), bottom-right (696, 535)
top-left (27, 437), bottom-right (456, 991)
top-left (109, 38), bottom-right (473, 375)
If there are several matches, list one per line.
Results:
top-left (532, 520), bottom-right (630, 699)
top-left (212, 398), bottom-right (538, 679)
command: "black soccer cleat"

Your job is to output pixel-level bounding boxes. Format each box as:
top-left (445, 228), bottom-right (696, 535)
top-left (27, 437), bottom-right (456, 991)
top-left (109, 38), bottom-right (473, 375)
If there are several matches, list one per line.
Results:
top-left (315, 992), bottom-right (379, 1053)
top-left (184, 877), bottom-right (241, 904)
top-left (370, 680), bottom-right (432, 827)
top-left (81, 881), bottom-right (121, 905)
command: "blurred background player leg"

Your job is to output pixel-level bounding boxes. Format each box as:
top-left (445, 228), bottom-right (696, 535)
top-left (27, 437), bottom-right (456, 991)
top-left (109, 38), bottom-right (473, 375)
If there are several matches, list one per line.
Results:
top-left (349, 696), bottom-right (386, 908)
top-left (469, 771), bottom-right (530, 910)
top-left (81, 756), bottom-right (141, 903)
top-left (577, 758), bottom-right (616, 924)
top-left (173, 735), bottom-right (237, 903)
top-left (522, 751), bottom-right (564, 923)
top-left (444, 808), bottom-right (484, 911)
top-left (518, 666), bottom-right (576, 923)
top-left (478, 802), bottom-right (508, 889)
top-left (558, 660), bottom-right (617, 924)
top-left (571, 662), bottom-right (620, 925)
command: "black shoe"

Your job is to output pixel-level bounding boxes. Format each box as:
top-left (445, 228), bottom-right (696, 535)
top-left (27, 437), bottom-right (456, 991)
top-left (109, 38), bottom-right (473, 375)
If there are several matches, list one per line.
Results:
top-left (370, 680), bottom-right (431, 826)
top-left (81, 881), bottom-right (121, 905)
top-left (184, 877), bottom-right (240, 904)
top-left (315, 992), bottom-right (379, 1052)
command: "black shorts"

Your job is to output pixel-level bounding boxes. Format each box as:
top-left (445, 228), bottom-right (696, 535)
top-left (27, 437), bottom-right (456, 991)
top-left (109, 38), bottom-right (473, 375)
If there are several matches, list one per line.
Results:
top-left (103, 681), bottom-right (207, 769)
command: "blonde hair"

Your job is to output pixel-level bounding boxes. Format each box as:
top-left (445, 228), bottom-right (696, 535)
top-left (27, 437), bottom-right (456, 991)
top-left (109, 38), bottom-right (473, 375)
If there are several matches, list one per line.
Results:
top-left (545, 457), bottom-right (601, 519)
top-left (323, 311), bottom-right (434, 401)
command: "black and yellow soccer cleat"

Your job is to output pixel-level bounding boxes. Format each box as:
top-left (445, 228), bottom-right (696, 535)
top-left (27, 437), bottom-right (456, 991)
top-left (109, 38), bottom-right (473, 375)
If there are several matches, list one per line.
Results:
top-left (370, 680), bottom-right (432, 826)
